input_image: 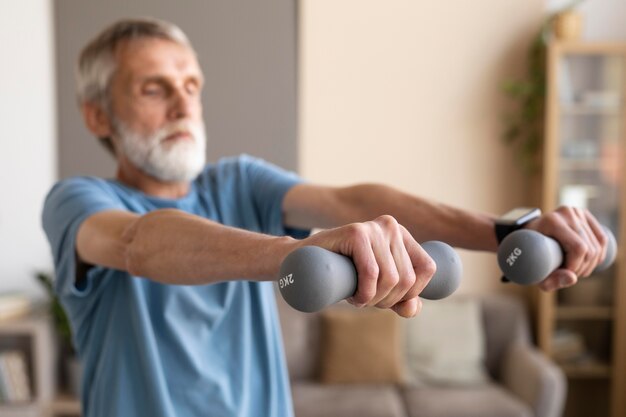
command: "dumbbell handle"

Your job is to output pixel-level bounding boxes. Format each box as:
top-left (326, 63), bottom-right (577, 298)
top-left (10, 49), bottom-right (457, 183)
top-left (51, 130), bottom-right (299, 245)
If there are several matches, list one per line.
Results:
top-left (498, 226), bottom-right (617, 285)
top-left (278, 241), bottom-right (462, 313)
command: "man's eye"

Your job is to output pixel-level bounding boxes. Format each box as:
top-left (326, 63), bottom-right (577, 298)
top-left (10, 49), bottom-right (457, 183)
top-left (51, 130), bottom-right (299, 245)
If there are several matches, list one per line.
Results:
top-left (185, 83), bottom-right (199, 95)
top-left (143, 85), bottom-right (164, 96)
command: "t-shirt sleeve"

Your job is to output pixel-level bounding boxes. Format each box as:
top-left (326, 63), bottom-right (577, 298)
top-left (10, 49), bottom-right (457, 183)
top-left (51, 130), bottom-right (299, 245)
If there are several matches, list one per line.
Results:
top-left (240, 155), bottom-right (310, 239)
top-left (42, 177), bottom-right (126, 299)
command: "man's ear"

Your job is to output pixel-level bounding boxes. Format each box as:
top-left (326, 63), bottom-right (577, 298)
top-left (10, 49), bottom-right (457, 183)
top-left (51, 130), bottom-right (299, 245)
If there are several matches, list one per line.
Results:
top-left (81, 102), bottom-right (113, 138)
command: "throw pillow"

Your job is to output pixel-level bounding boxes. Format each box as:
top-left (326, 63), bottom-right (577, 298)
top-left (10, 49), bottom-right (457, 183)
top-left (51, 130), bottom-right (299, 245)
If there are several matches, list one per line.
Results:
top-left (405, 298), bottom-right (489, 386)
top-left (319, 307), bottom-right (405, 384)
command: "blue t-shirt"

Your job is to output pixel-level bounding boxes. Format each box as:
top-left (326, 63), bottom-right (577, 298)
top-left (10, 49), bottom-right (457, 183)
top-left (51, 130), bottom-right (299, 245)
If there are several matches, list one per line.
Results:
top-left (42, 155), bottom-right (308, 417)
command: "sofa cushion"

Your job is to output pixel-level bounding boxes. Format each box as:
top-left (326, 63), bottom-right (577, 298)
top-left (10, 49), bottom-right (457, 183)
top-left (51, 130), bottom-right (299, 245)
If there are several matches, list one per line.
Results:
top-left (480, 295), bottom-right (530, 379)
top-left (402, 384), bottom-right (533, 417)
top-left (319, 308), bottom-right (405, 384)
top-left (276, 289), bottom-right (321, 380)
top-left (291, 382), bottom-right (405, 417)
top-left (405, 298), bottom-right (488, 386)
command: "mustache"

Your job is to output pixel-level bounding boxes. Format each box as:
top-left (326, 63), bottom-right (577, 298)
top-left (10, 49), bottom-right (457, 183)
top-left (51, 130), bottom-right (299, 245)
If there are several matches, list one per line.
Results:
top-left (156, 121), bottom-right (203, 143)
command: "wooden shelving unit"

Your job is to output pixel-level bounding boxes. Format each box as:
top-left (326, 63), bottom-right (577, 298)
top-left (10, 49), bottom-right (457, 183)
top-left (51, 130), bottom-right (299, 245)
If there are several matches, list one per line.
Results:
top-left (555, 306), bottom-right (613, 320)
top-left (0, 312), bottom-right (56, 417)
top-left (48, 393), bottom-right (81, 416)
top-left (562, 362), bottom-right (612, 379)
top-left (538, 41), bottom-right (626, 417)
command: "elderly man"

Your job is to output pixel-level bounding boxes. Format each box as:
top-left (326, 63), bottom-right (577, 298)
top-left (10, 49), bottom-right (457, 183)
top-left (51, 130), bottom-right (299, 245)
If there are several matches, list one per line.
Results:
top-left (43, 18), bottom-right (608, 417)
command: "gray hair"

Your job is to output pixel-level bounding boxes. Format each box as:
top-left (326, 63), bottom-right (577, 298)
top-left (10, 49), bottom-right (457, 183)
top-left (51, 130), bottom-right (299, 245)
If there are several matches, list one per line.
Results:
top-left (76, 18), bottom-right (193, 153)
top-left (77, 17), bottom-right (192, 107)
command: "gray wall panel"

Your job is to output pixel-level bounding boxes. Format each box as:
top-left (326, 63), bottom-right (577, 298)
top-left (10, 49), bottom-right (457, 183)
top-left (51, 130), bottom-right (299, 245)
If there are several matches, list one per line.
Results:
top-left (55, 0), bottom-right (298, 178)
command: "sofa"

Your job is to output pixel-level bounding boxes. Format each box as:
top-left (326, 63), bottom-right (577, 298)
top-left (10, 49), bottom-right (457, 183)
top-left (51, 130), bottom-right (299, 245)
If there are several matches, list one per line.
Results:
top-left (276, 293), bottom-right (566, 417)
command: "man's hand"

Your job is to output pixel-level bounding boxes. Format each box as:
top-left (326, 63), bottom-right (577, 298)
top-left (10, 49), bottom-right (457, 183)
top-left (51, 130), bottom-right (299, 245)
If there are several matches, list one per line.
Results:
top-left (525, 206), bottom-right (609, 291)
top-left (297, 215), bottom-right (436, 318)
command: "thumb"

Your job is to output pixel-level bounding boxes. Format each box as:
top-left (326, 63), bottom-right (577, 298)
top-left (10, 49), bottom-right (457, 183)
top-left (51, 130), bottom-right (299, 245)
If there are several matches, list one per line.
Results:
top-left (540, 269), bottom-right (578, 291)
top-left (391, 297), bottom-right (422, 318)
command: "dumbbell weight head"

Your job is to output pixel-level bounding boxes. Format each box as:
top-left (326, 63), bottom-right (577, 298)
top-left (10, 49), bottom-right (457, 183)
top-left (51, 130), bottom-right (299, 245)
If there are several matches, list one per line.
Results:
top-left (497, 230), bottom-right (562, 285)
top-left (279, 246), bottom-right (357, 313)
top-left (419, 241), bottom-right (463, 300)
top-left (497, 226), bottom-right (617, 285)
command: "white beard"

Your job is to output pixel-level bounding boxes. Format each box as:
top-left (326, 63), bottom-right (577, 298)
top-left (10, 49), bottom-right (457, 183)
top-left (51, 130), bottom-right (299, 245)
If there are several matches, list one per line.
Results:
top-left (114, 118), bottom-right (207, 182)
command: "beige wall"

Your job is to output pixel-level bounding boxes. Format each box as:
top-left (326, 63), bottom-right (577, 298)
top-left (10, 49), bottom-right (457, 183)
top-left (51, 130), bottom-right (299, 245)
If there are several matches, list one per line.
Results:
top-left (298, 0), bottom-right (545, 295)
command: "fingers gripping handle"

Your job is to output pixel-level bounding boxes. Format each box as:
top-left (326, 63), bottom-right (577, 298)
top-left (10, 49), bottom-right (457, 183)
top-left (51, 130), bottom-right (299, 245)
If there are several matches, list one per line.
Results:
top-left (278, 241), bottom-right (463, 313)
top-left (497, 226), bottom-right (617, 285)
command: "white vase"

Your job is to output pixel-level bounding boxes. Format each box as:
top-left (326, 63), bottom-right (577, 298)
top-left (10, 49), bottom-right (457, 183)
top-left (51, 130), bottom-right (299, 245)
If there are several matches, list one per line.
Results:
top-left (553, 10), bottom-right (583, 41)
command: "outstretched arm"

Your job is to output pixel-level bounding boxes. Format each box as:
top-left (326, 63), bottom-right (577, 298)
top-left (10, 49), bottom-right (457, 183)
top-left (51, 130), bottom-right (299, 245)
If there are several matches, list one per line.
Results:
top-left (76, 208), bottom-right (296, 284)
top-left (283, 183), bottom-right (608, 292)
top-left (77, 204), bottom-right (435, 318)
top-left (283, 183), bottom-right (498, 250)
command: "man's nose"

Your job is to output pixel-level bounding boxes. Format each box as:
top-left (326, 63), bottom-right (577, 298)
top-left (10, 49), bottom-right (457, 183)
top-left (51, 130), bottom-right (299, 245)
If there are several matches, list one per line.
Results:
top-left (168, 89), bottom-right (194, 120)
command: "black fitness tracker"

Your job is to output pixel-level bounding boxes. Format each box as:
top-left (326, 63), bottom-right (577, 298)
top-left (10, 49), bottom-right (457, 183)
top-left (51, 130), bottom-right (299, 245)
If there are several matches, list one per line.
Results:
top-left (495, 207), bottom-right (542, 244)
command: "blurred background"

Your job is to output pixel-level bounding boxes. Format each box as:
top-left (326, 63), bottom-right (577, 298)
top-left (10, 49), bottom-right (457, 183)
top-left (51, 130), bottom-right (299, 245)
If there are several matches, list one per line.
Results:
top-left (0, 1), bottom-right (626, 417)
top-left (2, 0), bottom-right (625, 298)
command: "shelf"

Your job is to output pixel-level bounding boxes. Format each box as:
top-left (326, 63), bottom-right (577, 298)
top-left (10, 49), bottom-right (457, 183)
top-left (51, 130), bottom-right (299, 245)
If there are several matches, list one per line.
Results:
top-left (0, 364), bottom-right (80, 415)
top-left (556, 306), bottom-right (614, 320)
top-left (554, 41), bottom-right (626, 54)
top-left (0, 311), bottom-right (55, 417)
top-left (49, 393), bottom-right (81, 415)
top-left (558, 159), bottom-right (603, 170)
top-left (0, 402), bottom-right (41, 417)
top-left (0, 310), bottom-right (50, 334)
top-left (561, 105), bottom-right (623, 115)
top-left (561, 362), bottom-right (612, 379)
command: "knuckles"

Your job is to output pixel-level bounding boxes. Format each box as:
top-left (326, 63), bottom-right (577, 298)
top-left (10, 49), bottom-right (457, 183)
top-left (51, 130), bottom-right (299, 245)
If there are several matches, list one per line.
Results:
top-left (360, 259), bottom-right (380, 283)
top-left (541, 211), bottom-right (561, 229)
top-left (555, 205), bottom-right (576, 220)
top-left (399, 269), bottom-right (417, 288)
top-left (382, 269), bottom-right (400, 288)
top-left (417, 256), bottom-right (437, 280)
top-left (569, 239), bottom-right (588, 259)
top-left (345, 215), bottom-right (403, 244)
top-left (375, 214), bottom-right (399, 229)
top-left (345, 222), bottom-right (369, 243)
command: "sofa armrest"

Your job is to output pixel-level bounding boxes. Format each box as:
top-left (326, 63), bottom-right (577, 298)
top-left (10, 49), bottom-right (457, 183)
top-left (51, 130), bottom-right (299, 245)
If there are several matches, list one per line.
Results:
top-left (501, 341), bottom-right (566, 417)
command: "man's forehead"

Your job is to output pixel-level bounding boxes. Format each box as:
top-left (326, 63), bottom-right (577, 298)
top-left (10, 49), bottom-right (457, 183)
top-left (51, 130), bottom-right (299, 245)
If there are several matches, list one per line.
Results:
top-left (114, 38), bottom-right (203, 81)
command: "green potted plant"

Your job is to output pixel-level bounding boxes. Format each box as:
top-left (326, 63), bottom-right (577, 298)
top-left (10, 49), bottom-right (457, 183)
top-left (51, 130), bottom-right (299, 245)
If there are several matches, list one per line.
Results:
top-left (501, 0), bottom-right (585, 174)
top-left (35, 272), bottom-right (81, 397)
top-left (501, 27), bottom-right (548, 175)
top-left (35, 273), bottom-right (72, 350)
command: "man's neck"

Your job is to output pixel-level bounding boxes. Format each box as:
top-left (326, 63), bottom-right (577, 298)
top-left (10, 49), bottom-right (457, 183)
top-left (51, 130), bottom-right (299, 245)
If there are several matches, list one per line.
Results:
top-left (116, 158), bottom-right (191, 199)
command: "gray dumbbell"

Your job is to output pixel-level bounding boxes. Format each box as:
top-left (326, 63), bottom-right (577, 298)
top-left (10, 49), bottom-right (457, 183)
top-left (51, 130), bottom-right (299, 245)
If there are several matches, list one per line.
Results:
top-left (497, 226), bottom-right (617, 285)
top-left (278, 241), bottom-right (463, 313)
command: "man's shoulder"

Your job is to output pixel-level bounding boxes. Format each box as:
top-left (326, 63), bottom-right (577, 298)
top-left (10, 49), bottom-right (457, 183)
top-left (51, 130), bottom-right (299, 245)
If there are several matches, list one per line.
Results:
top-left (41, 176), bottom-right (127, 242)
top-left (42, 176), bottom-right (141, 217)
top-left (46, 176), bottom-right (117, 200)
top-left (52, 175), bottom-right (110, 189)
